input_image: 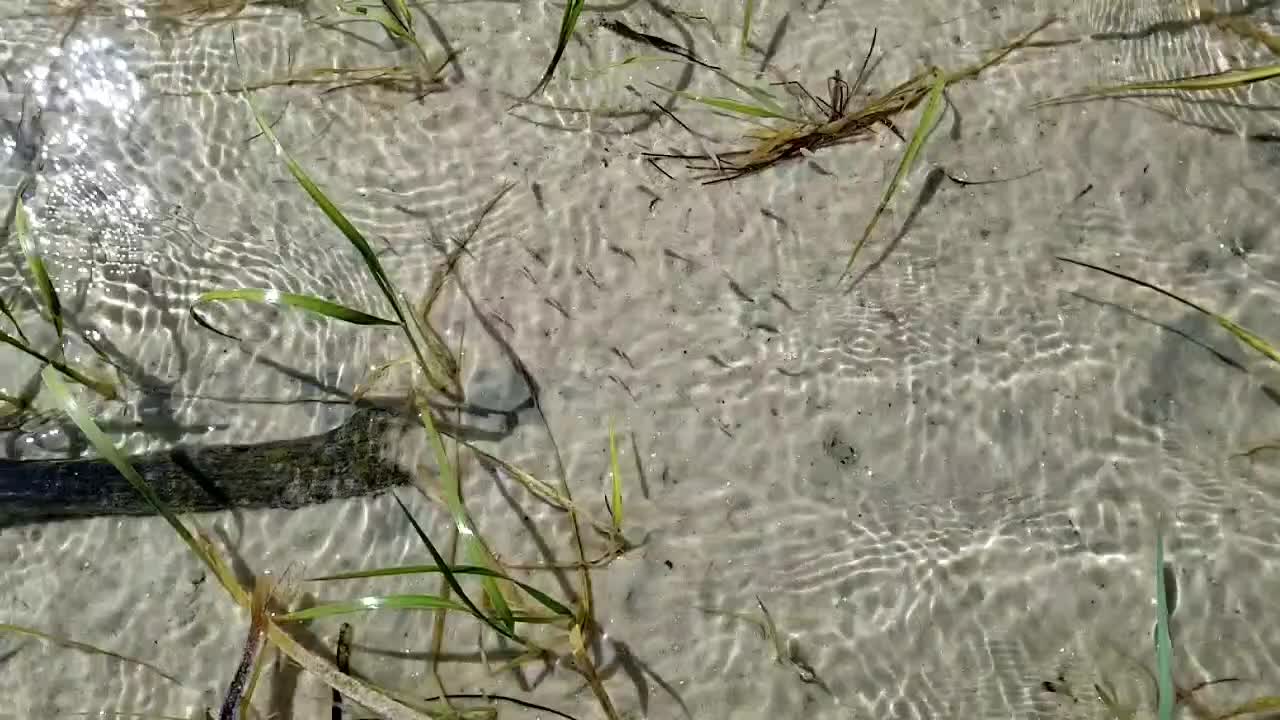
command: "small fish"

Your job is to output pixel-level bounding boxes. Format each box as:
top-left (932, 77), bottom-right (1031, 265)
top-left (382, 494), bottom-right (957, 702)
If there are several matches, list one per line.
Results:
top-left (545, 297), bottom-right (571, 319)
top-left (521, 266), bottom-right (538, 285)
top-left (726, 276), bottom-right (755, 303)
top-left (219, 578), bottom-right (275, 720)
top-left (609, 374), bottom-right (637, 400)
top-left (531, 181), bottom-right (546, 211)
top-left (609, 244), bottom-right (637, 264)
top-left (752, 322), bottom-right (781, 334)
top-left (770, 291), bottom-right (797, 312)
top-left (760, 208), bottom-right (788, 228)
top-left (489, 310), bottom-right (515, 333)
top-left (576, 264), bottom-right (604, 289)
top-left (663, 248), bottom-right (698, 269)
top-left (523, 244), bottom-right (548, 267)
top-left (706, 354), bottom-right (732, 369)
top-left (611, 346), bottom-right (635, 368)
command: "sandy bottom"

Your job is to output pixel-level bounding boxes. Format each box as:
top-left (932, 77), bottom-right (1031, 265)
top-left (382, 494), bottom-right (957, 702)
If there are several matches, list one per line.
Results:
top-left (4, 0), bottom-right (1280, 717)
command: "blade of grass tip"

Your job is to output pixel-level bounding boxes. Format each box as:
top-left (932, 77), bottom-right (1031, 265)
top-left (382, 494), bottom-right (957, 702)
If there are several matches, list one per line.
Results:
top-left (1033, 63), bottom-right (1280, 108)
top-left (230, 33), bottom-right (449, 396)
top-left (755, 596), bottom-right (788, 663)
top-left (13, 198), bottom-right (62, 341)
top-left (842, 69), bottom-right (947, 284)
top-left (1215, 697), bottom-right (1280, 720)
top-left (648, 82), bottom-right (802, 121)
top-left (528, 0), bottom-right (585, 97)
top-left (0, 623), bottom-right (184, 686)
top-left (607, 419), bottom-right (623, 534)
top-left (390, 492), bottom-right (521, 642)
top-left (190, 288), bottom-right (398, 341)
top-left (1056, 257), bottom-right (1280, 365)
top-left (740, 0), bottom-right (756, 53)
top-left (415, 398), bottom-right (516, 632)
top-left (2, 329), bottom-right (117, 399)
top-left (308, 565), bottom-right (573, 619)
top-left (1154, 527), bottom-right (1174, 720)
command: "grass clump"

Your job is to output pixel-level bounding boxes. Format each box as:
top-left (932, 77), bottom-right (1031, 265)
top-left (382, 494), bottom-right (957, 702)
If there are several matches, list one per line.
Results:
top-left (644, 18), bottom-right (1056, 285)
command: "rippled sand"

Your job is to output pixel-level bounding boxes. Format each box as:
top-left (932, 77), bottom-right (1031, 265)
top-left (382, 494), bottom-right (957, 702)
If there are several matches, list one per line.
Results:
top-left (3, 0), bottom-right (1280, 717)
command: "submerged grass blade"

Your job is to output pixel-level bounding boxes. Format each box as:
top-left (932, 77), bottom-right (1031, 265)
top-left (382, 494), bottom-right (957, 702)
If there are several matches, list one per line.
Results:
top-left (1056, 257), bottom-right (1280, 365)
top-left (740, 0), bottom-right (755, 52)
top-left (278, 594), bottom-right (471, 622)
top-left (13, 198), bottom-right (62, 340)
top-left (1154, 527), bottom-right (1174, 720)
top-left (842, 68), bottom-right (947, 283)
top-left (191, 288), bottom-right (397, 340)
top-left (650, 82), bottom-right (802, 121)
top-left (43, 375), bottom-right (440, 720)
top-left (416, 399), bottom-right (515, 631)
top-left (390, 493), bottom-right (521, 642)
top-left (607, 419), bottom-right (623, 534)
top-left (1033, 64), bottom-right (1280, 107)
top-left (1215, 697), bottom-right (1280, 720)
top-left (232, 33), bottom-right (456, 399)
top-left (528, 0), bottom-right (585, 96)
top-left (3, 330), bottom-right (116, 399)
top-left (0, 623), bottom-right (183, 686)
top-left (308, 564), bottom-right (573, 618)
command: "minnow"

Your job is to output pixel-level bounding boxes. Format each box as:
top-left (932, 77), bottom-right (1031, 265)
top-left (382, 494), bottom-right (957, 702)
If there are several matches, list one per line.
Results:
top-left (770, 291), bottom-right (797, 312)
top-left (544, 297), bottom-right (571, 319)
top-left (726, 276), bottom-right (754, 303)
top-left (608, 374), bottom-right (637, 401)
top-left (610, 346), bottom-right (635, 368)
top-left (218, 577), bottom-right (274, 720)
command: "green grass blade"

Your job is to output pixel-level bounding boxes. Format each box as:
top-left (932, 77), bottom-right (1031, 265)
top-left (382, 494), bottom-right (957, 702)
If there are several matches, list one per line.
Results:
top-left (467, 443), bottom-right (573, 509)
top-left (41, 367), bottom-right (213, 563)
top-left (390, 493), bottom-right (520, 642)
top-left (4, 330), bottom-right (117, 399)
top-left (1216, 697), bottom-right (1280, 720)
top-left (1154, 527), bottom-right (1174, 720)
top-left (528, 0), bottom-right (585, 96)
top-left (231, 34), bottom-right (455, 398)
top-left (842, 69), bottom-right (947, 283)
top-left (191, 288), bottom-right (398, 340)
top-left (13, 198), bottom-right (62, 340)
top-left (740, 0), bottom-right (756, 53)
top-left (1033, 64), bottom-right (1280, 107)
top-left (650, 82), bottom-right (801, 121)
top-left (416, 400), bottom-right (516, 632)
top-left (308, 565), bottom-right (574, 619)
top-left (0, 623), bottom-right (184, 686)
top-left (607, 419), bottom-right (623, 533)
top-left (278, 594), bottom-right (471, 622)
top-left (1056, 257), bottom-right (1280, 365)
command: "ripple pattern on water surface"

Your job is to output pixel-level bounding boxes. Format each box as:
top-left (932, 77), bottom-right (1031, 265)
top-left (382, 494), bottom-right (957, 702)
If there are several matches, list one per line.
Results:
top-left (4, 0), bottom-right (1280, 718)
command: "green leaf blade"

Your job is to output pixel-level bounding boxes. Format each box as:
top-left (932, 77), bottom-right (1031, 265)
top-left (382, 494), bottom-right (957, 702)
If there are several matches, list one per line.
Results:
top-left (13, 198), bottom-right (62, 340)
top-left (843, 69), bottom-right (947, 283)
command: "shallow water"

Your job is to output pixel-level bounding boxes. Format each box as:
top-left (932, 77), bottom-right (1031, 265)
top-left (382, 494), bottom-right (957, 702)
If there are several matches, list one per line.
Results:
top-left (3, 0), bottom-right (1280, 718)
